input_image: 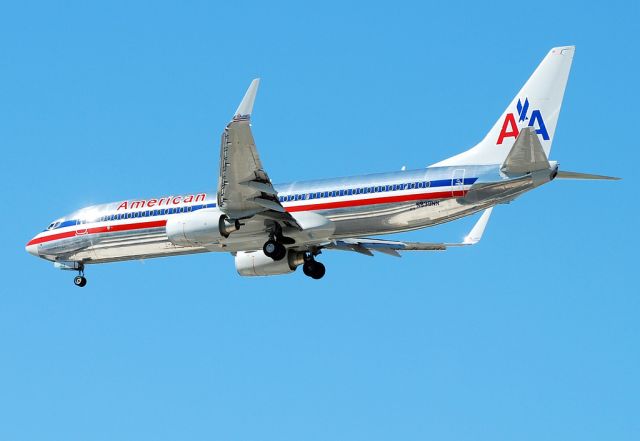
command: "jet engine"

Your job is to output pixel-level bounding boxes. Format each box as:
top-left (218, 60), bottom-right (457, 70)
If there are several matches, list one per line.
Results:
top-left (235, 250), bottom-right (305, 276)
top-left (166, 208), bottom-right (238, 246)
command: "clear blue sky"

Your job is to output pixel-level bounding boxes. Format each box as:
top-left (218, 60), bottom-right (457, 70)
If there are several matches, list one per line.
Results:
top-left (1, 1), bottom-right (638, 440)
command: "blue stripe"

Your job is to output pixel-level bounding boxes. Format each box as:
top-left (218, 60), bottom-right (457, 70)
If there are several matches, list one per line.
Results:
top-left (48, 177), bottom-right (479, 231)
top-left (47, 203), bottom-right (218, 231)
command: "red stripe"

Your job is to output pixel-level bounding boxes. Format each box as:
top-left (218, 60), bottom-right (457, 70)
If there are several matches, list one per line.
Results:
top-left (285, 190), bottom-right (465, 212)
top-left (27, 220), bottom-right (167, 246)
top-left (27, 190), bottom-right (465, 246)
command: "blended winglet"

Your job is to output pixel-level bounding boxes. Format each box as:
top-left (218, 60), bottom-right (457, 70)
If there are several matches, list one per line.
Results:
top-left (462, 207), bottom-right (493, 245)
top-left (233, 78), bottom-right (260, 119)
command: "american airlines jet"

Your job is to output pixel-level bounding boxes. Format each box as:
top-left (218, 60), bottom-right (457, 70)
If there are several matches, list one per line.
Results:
top-left (26, 46), bottom-right (618, 286)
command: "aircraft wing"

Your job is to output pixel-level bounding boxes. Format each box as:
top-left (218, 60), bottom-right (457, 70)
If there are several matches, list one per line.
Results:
top-left (217, 79), bottom-right (298, 227)
top-left (327, 208), bottom-right (493, 257)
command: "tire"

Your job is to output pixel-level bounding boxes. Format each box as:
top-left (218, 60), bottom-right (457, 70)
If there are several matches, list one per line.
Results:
top-left (303, 261), bottom-right (325, 279)
top-left (263, 240), bottom-right (286, 261)
top-left (263, 240), bottom-right (278, 257)
top-left (74, 276), bottom-right (87, 287)
top-left (303, 261), bottom-right (314, 277)
top-left (310, 261), bottom-right (325, 280)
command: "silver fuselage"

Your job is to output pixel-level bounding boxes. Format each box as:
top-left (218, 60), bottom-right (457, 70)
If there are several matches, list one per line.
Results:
top-left (26, 163), bottom-right (557, 264)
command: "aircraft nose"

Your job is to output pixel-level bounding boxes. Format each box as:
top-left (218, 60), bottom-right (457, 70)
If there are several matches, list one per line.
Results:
top-left (25, 242), bottom-right (39, 257)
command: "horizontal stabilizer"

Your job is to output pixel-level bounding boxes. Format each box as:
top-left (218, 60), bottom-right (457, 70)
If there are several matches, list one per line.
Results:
top-left (556, 171), bottom-right (620, 180)
top-left (501, 127), bottom-right (550, 174)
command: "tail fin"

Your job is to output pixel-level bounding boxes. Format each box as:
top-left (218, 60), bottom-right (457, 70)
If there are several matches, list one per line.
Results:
top-left (432, 46), bottom-right (575, 167)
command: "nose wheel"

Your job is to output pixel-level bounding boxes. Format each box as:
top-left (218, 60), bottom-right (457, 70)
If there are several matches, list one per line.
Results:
top-left (73, 265), bottom-right (87, 287)
top-left (73, 275), bottom-right (87, 287)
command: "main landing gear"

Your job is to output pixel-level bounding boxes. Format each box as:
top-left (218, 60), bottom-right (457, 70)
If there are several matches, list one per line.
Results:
top-left (302, 253), bottom-right (325, 280)
top-left (73, 265), bottom-right (87, 287)
top-left (263, 238), bottom-right (287, 261)
top-left (261, 223), bottom-right (325, 280)
top-left (262, 224), bottom-right (294, 262)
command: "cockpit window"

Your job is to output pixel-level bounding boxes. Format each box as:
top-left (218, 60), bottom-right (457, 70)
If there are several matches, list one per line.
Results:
top-left (46, 221), bottom-right (61, 230)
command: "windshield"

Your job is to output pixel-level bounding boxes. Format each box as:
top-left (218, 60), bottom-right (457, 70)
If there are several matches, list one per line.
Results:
top-left (45, 220), bottom-right (62, 231)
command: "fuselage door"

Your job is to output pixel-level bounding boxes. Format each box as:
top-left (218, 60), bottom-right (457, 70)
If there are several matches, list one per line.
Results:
top-left (75, 218), bottom-right (88, 235)
top-left (451, 168), bottom-right (466, 197)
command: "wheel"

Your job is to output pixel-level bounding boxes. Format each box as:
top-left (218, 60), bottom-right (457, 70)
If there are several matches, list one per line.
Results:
top-left (74, 275), bottom-right (87, 287)
top-left (274, 244), bottom-right (287, 261)
top-left (310, 261), bottom-right (325, 279)
top-left (303, 260), bottom-right (325, 279)
top-left (264, 240), bottom-right (285, 260)
top-left (263, 239), bottom-right (286, 261)
top-left (303, 261), bottom-right (314, 277)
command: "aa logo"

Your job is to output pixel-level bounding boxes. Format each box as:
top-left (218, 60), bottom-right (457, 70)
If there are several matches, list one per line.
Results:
top-left (497, 98), bottom-right (550, 145)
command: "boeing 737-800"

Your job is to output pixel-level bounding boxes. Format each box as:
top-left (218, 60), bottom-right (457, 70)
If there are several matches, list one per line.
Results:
top-left (26, 46), bottom-right (618, 286)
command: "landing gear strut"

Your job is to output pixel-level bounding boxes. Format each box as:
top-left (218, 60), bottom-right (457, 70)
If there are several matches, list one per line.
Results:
top-left (73, 265), bottom-right (87, 287)
top-left (302, 254), bottom-right (326, 280)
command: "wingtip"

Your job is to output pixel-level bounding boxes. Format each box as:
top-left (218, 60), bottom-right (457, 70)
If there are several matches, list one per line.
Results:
top-left (233, 78), bottom-right (261, 118)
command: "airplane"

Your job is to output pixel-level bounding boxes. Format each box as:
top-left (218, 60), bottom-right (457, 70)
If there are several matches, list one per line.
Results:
top-left (26, 46), bottom-right (619, 287)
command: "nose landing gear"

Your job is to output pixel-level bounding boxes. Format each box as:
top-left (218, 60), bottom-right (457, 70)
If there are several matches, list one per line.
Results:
top-left (74, 275), bottom-right (87, 287)
top-left (73, 264), bottom-right (87, 287)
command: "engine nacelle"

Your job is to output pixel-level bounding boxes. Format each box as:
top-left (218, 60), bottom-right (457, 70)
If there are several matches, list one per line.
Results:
top-left (166, 208), bottom-right (229, 246)
top-left (235, 250), bottom-right (305, 277)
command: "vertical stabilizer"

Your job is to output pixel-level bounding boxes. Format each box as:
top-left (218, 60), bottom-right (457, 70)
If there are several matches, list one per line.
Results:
top-left (432, 46), bottom-right (574, 167)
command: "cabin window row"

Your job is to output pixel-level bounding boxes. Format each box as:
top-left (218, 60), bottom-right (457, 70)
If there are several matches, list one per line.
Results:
top-left (278, 181), bottom-right (432, 202)
top-left (74, 203), bottom-right (216, 225)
